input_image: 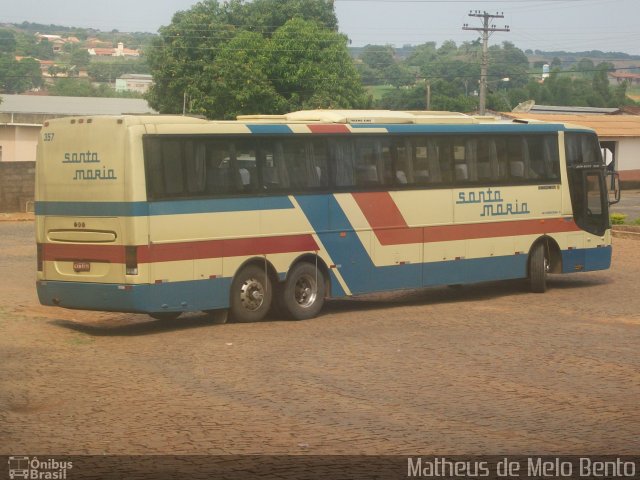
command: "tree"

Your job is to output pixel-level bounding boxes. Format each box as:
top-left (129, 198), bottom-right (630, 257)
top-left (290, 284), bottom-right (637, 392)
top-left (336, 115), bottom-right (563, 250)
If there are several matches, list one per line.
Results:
top-left (0, 56), bottom-right (42, 93)
top-left (268, 18), bottom-right (365, 110)
top-left (194, 31), bottom-right (285, 118)
top-left (146, 0), bottom-right (364, 117)
top-left (0, 29), bottom-right (17, 55)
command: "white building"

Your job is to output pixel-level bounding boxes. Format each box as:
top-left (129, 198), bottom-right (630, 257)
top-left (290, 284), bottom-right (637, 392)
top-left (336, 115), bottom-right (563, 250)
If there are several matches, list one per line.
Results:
top-left (115, 74), bottom-right (154, 94)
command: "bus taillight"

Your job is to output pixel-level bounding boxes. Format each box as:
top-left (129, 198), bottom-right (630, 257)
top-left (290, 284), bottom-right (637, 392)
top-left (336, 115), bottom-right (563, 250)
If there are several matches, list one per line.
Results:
top-left (125, 246), bottom-right (138, 275)
top-left (37, 244), bottom-right (43, 272)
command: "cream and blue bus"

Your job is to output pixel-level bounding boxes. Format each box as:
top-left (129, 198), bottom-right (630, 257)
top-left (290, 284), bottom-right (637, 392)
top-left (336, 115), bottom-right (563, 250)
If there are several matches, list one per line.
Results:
top-left (35, 110), bottom-right (616, 322)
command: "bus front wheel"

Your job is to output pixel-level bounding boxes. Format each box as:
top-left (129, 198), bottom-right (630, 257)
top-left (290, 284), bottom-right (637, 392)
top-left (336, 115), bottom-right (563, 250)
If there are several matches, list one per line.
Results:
top-left (529, 243), bottom-right (549, 293)
top-left (230, 265), bottom-right (273, 323)
top-left (281, 262), bottom-right (325, 320)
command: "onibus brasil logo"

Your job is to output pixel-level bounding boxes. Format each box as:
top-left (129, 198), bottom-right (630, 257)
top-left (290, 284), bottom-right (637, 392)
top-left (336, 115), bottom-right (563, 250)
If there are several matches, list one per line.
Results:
top-left (8, 457), bottom-right (73, 479)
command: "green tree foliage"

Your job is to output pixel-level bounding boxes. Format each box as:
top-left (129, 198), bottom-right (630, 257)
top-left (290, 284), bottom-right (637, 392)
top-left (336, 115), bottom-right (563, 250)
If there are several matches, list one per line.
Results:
top-left (0, 56), bottom-right (43, 93)
top-left (0, 29), bottom-right (17, 55)
top-left (268, 18), bottom-right (365, 110)
top-left (193, 31), bottom-right (284, 118)
top-left (374, 40), bottom-right (636, 112)
top-left (146, 0), bottom-right (365, 118)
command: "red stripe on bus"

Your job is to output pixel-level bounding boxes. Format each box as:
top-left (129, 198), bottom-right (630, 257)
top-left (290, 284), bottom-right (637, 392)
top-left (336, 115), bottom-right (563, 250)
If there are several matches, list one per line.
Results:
top-left (307, 124), bottom-right (350, 134)
top-left (42, 234), bottom-right (319, 264)
top-left (139, 234), bottom-right (318, 263)
top-left (43, 243), bottom-right (126, 263)
top-left (352, 191), bottom-right (581, 245)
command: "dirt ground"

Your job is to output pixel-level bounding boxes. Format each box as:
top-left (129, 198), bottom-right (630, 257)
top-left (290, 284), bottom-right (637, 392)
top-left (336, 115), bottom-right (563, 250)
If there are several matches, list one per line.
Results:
top-left (1, 221), bottom-right (639, 456)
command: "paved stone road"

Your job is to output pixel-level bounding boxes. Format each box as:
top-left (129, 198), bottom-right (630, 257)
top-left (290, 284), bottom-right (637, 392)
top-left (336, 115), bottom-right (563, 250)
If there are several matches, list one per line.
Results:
top-left (1, 222), bottom-right (639, 455)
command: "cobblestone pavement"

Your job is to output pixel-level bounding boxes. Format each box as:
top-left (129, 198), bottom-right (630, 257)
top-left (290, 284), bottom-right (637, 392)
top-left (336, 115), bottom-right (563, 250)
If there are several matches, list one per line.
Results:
top-left (1, 222), bottom-right (639, 455)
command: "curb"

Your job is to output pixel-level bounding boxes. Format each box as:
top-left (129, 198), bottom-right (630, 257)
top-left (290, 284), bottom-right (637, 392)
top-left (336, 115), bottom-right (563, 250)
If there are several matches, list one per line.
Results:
top-left (0, 214), bottom-right (35, 222)
top-left (612, 226), bottom-right (640, 240)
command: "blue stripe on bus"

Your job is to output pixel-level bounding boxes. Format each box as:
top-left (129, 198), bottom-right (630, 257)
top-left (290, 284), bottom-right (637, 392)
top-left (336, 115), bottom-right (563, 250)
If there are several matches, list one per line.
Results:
top-left (350, 123), bottom-right (570, 134)
top-left (247, 124), bottom-right (293, 134)
top-left (35, 196), bottom-right (294, 217)
top-left (148, 196), bottom-right (294, 215)
top-left (37, 277), bottom-right (233, 313)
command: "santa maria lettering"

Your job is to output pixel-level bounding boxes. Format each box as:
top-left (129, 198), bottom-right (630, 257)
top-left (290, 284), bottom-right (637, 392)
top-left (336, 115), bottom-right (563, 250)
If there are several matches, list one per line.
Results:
top-left (62, 151), bottom-right (118, 181)
top-left (73, 166), bottom-right (117, 180)
top-left (457, 188), bottom-right (530, 217)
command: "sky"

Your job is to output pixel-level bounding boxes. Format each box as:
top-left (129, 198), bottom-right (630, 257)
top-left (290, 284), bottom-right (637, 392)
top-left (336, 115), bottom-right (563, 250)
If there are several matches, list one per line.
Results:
top-left (1, 0), bottom-right (639, 55)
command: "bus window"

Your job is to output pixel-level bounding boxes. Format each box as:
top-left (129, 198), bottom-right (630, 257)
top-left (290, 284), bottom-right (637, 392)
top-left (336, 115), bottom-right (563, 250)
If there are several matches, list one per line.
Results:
top-left (283, 139), bottom-right (328, 189)
top-left (205, 141), bottom-right (234, 194)
top-left (259, 141), bottom-right (290, 192)
top-left (393, 138), bottom-right (413, 185)
top-left (162, 140), bottom-right (185, 195)
top-left (355, 138), bottom-right (383, 186)
top-left (506, 136), bottom-right (525, 180)
top-left (453, 139), bottom-right (471, 182)
top-left (331, 139), bottom-right (355, 187)
top-left (413, 138), bottom-right (430, 184)
top-left (234, 141), bottom-right (258, 192)
top-left (184, 141), bottom-right (206, 194)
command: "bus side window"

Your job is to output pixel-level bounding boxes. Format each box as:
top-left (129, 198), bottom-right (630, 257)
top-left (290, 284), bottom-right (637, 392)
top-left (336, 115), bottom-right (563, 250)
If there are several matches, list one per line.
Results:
top-left (453, 139), bottom-right (471, 182)
top-left (392, 138), bottom-right (414, 185)
top-left (331, 139), bottom-right (355, 187)
top-left (259, 141), bottom-right (290, 192)
top-left (184, 141), bottom-right (206, 194)
top-left (234, 141), bottom-right (258, 193)
top-left (162, 140), bottom-right (185, 195)
top-left (355, 138), bottom-right (383, 187)
top-left (145, 138), bottom-right (165, 198)
top-left (543, 136), bottom-right (560, 179)
top-left (506, 136), bottom-right (525, 180)
top-left (206, 142), bottom-right (234, 194)
top-left (281, 139), bottom-right (328, 190)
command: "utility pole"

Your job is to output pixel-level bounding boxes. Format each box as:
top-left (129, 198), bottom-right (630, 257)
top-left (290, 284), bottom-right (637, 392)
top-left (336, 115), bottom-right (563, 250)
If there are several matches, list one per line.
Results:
top-left (425, 80), bottom-right (431, 110)
top-left (463, 11), bottom-right (510, 115)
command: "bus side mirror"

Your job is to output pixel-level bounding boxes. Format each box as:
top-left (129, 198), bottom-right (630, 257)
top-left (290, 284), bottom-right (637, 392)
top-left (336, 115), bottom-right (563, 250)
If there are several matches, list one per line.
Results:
top-left (607, 171), bottom-right (621, 205)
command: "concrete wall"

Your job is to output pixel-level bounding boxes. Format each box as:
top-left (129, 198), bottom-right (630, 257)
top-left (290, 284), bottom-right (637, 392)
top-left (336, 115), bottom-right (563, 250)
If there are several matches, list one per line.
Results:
top-left (0, 125), bottom-right (41, 162)
top-left (0, 161), bottom-right (35, 212)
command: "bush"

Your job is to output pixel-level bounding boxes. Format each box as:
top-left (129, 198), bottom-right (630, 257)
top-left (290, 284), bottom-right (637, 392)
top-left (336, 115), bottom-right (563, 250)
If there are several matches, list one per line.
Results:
top-left (633, 217), bottom-right (640, 226)
top-left (610, 213), bottom-right (627, 225)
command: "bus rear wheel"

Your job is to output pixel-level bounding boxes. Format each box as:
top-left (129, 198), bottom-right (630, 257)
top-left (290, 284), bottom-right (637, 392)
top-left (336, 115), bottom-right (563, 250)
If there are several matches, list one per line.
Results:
top-left (281, 262), bottom-right (325, 320)
top-left (529, 242), bottom-right (549, 293)
top-left (230, 264), bottom-right (273, 323)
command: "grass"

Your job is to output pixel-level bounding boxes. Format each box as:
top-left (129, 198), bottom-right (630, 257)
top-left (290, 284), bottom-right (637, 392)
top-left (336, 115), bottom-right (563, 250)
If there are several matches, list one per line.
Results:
top-left (610, 213), bottom-right (640, 225)
top-left (628, 85), bottom-right (640, 102)
top-left (366, 85), bottom-right (395, 101)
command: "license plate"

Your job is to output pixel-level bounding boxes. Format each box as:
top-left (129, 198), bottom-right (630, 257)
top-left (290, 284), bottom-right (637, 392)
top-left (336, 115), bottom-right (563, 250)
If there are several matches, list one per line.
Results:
top-left (73, 261), bottom-right (91, 272)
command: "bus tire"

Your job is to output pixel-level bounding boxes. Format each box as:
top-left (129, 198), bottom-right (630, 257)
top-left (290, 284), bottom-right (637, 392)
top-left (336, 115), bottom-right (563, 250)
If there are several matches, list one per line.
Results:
top-left (230, 264), bottom-right (273, 323)
top-left (529, 242), bottom-right (548, 293)
top-left (281, 262), bottom-right (325, 320)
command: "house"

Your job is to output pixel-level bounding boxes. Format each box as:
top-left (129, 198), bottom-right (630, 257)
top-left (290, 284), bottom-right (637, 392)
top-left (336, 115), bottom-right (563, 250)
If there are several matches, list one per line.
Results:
top-left (609, 72), bottom-right (640, 86)
top-left (0, 94), bottom-right (157, 211)
top-left (115, 74), bottom-right (153, 94)
top-left (501, 112), bottom-right (640, 188)
top-left (88, 42), bottom-right (140, 58)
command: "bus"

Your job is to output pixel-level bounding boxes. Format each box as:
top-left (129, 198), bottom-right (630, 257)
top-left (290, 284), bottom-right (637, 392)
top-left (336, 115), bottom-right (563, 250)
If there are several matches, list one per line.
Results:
top-left (35, 110), bottom-right (617, 323)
